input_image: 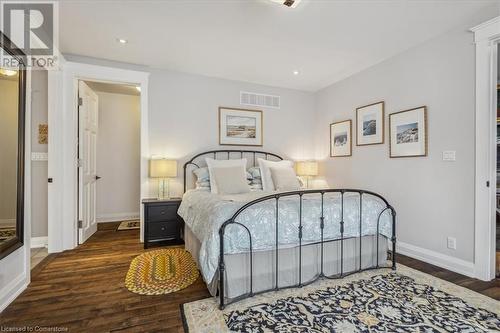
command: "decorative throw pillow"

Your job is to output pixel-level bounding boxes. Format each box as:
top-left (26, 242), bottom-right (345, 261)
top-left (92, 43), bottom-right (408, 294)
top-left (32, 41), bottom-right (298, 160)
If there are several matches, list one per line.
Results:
top-left (205, 158), bottom-right (247, 194)
top-left (193, 167), bottom-right (210, 182)
top-left (270, 167), bottom-right (300, 191)
top-left (257, 158), bottom-right (294, 191)
top-left (248, 166), bottom-right (261, 180)
top-left (212, 166), bottom-right (250, 195)
top-left (195, 180), bottom-right (211, 189)
top-left (193, 166), bottom-right (252, 190)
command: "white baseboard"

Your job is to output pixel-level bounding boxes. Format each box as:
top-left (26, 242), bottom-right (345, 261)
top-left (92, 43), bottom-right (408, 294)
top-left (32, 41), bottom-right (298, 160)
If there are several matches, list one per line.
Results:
top-left (396, 241), bottom-right (474, 278)
top-left (31, 236), bottom-right (48, 249)
top-left (0, 272), bottom-right (28, 313)
top-left (0, 219), bottom-right (16, 227)
top-left (97, 212), bottom-right (139, 223)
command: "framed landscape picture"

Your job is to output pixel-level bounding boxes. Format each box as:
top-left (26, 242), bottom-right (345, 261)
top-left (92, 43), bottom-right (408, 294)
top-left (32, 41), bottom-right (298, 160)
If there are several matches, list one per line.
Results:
top-left (356, 101), bottom-right (384, 146)
top-left (219, 107), bottom-right (263, 146)
top-left (330, 120), bottom-right (352, 157)
top-left (389, 106), bottom-right (427, 158)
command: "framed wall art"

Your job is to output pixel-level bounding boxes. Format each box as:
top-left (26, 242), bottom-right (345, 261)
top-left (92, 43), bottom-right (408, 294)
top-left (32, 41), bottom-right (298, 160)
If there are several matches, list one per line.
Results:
top-left (219, 107), bottom-right (263, 146)
top-left (356, 101), bottom-right (384, 146)
top-left (330, 120), bottom-right (352, 157)
top-left (389, 106), bottom-right (427, 158)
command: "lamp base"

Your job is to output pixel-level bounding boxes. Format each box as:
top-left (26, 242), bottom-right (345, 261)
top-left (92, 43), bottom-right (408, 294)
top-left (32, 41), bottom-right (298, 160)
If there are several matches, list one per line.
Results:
top-left (157, 178), bottom-right (171, 200)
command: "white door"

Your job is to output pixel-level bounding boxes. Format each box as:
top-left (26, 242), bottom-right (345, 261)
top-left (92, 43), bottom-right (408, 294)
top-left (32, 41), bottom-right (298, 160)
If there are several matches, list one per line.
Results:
top-left (78, 81), bottom-right (99, 244)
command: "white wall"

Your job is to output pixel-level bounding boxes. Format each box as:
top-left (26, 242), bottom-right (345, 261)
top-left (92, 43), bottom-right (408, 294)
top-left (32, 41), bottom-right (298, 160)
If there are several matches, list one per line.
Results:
top-left (63, 55), bottom-right (317, 198)
top-left (96, 91), bottom-right (140, 221)
top-left (148, 69), bottom-right (316, 197)
top-left (31, 70), bottom-right (48, 239)
top-left (314, 9), bottom-right (498, 272)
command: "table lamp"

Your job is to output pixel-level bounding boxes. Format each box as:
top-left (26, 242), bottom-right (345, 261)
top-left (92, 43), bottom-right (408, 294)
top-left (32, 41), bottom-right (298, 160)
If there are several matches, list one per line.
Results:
top-left (296, 161), bottom-right (318, 188)
top-left (149, 159), bottom-right (177, 199)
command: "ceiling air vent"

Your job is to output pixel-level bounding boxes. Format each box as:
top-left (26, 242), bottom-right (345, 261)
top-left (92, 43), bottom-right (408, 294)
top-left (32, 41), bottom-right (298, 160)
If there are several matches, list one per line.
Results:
top-left (240, 91), bottom-right (280, 109)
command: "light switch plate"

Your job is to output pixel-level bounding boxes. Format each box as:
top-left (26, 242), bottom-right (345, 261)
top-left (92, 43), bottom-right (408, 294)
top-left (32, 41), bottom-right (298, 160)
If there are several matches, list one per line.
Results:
top-left (442, 151), bottom-right (456, 161)
top-left (447, 237), bottom-right (457, 250)
top-left (31, 152), bottom-right (48, 161)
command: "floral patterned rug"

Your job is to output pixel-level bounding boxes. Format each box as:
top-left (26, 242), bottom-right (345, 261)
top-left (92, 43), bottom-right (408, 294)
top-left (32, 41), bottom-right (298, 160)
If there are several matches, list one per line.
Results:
top-left (181, 265), bottom-right (499, 332)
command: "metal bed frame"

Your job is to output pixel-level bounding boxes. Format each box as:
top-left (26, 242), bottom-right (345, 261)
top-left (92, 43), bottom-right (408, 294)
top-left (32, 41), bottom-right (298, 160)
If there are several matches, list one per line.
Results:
top-left (183, 150), bottom-right (396, 310)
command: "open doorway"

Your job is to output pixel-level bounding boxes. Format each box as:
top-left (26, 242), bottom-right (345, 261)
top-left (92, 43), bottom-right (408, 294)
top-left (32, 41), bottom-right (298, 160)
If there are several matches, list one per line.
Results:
top-left (77, 80), bottom-right (141, 244)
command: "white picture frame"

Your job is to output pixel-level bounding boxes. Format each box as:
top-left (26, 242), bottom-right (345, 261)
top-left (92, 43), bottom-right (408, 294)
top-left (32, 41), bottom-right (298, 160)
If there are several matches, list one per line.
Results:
top-left (219, 107), bottom-right (263, 146)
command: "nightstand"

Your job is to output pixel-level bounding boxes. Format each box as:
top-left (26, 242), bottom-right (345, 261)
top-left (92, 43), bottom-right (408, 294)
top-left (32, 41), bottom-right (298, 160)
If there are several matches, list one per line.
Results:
top-left (142, 198), bottom-right (184, 249)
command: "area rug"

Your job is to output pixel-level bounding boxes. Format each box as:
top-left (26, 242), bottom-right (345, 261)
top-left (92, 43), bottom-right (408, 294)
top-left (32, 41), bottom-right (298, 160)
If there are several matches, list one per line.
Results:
top-left (125, 248), bottom-right (199, 295)
top-left (117, 220), bottom-right (140, 231)
top-left (181, 264), bottom-right (500, 332)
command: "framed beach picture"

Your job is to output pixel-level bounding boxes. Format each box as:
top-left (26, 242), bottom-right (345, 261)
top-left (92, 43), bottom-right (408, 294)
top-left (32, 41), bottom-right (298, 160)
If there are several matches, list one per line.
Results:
top-left (219, 107), bottom-right (263, 146)
top-left (389, 106), bottom-right (427, 158)
top-left (330, 120), bottom-right (352, 157)
top-left (356, 101), bottom-right (384, 146)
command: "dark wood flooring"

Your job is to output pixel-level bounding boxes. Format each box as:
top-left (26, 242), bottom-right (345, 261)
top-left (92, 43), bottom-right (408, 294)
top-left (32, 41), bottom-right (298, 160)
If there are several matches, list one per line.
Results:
top-left (0, 224), bottom-right (498, 332)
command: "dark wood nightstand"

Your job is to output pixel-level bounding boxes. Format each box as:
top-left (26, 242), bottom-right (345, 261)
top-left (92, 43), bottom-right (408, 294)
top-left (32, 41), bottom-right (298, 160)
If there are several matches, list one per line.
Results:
top-left (142, 198), bottom-right (184, 249)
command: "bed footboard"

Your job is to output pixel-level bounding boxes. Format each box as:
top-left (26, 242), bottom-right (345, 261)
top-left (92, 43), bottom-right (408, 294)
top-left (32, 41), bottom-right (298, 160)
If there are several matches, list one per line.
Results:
top-left (218, 189), bottom-right (396, 310)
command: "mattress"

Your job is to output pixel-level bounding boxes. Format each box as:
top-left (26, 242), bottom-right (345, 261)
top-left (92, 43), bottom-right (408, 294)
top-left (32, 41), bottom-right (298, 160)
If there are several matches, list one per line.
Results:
top-left (185, 225), bottom-right (389, 298)
top-left (178, 189), bottom-right (392, 283)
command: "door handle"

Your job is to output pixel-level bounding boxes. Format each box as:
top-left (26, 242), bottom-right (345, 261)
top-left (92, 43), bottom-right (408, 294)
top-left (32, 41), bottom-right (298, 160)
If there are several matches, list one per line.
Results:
top-left (95, 175), bottom-right (102, 180)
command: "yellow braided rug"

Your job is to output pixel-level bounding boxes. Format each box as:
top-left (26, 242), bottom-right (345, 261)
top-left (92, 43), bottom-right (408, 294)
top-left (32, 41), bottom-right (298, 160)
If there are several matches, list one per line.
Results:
top-left (125, 248), bottom-right (199, 295)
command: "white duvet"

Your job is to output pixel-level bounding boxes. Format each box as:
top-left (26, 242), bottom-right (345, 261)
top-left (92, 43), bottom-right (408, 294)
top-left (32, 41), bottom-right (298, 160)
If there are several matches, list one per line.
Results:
top-left (178, 189), bottom-right (392, 282)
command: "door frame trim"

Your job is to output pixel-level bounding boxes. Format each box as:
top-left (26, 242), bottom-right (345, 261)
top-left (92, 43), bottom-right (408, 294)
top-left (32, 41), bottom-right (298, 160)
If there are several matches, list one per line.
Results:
top-left (48, 61), bottom-right (149, 252)
top-left (471, 16), bottom-right (500, 281)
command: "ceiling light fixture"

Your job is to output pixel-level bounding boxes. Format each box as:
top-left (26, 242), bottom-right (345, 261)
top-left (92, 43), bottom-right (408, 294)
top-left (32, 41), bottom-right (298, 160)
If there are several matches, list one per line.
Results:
top-left (270, 0), bottom-right (302, 8)
top-left (293, 70), bottom-right (300, 75)
top-left (0, 68), bottom-right (17, 77)
top-left (116, 38), bottom-right (128, 44)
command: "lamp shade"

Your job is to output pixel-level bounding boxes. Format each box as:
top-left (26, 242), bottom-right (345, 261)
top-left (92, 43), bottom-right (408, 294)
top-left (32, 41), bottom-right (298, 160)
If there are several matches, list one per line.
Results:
top-left (149, 159), bottom-right (177, 178)
top-left (296, 161), bottom-right (318, 176)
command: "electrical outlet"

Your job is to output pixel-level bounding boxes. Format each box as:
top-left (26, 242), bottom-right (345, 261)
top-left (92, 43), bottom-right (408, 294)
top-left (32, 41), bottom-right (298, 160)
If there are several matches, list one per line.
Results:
top-left (447, 237), bottom-right (457, 250)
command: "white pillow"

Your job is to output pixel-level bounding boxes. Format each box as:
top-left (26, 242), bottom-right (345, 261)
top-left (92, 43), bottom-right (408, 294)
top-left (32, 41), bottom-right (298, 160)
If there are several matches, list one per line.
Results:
top-left (270, 167), bottom-right (300, 191)
top-left (257, 158), bottom-right (294, 191)
top-left (212, 166), bottom-right (250, 195)
top-left (205, 158), bottom-right (247, 194)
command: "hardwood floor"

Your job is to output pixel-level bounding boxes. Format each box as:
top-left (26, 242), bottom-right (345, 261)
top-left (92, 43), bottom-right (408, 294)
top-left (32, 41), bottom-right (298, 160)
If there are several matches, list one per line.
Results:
top-left (0, 225), bottom-right (498, 332)
top-left (0, 225), bottom-right (210, 332)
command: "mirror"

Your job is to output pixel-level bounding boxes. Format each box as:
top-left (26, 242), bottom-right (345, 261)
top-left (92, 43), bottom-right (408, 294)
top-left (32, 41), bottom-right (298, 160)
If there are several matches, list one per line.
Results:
top-left (0, 32), bottom-right (26, 260)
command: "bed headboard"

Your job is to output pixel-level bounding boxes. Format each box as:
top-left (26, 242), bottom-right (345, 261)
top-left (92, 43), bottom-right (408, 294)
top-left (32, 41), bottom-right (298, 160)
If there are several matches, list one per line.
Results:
top-left (183, 150), bottom-right (283, 193)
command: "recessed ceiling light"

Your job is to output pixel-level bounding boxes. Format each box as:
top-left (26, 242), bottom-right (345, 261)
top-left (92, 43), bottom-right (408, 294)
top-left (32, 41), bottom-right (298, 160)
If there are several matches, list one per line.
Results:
top-left (0, 68), bottom-right (17, 77)
top-left (270, 0), bottom-right (302, 8)
top-left (116, 38), bottom-right (128, 44)
top-left (293, 70), bottom-right (300, 75)
top-left (136, 86), bottom-right (141, 92)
